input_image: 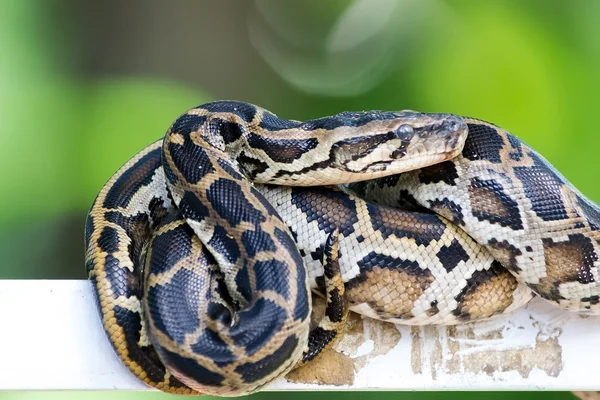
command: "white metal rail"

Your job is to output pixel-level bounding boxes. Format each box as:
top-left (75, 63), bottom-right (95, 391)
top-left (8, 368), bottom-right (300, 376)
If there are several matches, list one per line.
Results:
top-left (1, 280), bottom-right (599, 391)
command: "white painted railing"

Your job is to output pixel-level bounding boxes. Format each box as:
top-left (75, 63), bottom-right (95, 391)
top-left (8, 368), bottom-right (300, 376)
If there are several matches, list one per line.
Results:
top-left (1, 280), bottom-right (599, 391)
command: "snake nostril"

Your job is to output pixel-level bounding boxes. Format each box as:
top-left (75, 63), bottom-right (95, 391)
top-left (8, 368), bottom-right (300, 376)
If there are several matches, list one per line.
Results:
top-left (440, 119), bottom-right (460, 135)
top-left (442, 117), bottom-right (465, 134)
top-left (442, 120), bottom-right (454, 133)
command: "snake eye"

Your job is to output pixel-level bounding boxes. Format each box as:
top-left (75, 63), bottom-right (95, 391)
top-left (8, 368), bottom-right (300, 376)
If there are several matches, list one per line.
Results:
top-left (391, 124), bottom-right (414, 141)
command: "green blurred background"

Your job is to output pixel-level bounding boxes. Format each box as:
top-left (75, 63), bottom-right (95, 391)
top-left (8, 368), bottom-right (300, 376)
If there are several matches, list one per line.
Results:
top-left (1, 0), bottom-right (597, 399)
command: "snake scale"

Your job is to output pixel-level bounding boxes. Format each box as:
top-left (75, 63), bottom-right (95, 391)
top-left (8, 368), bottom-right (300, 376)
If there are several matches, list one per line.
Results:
top-left (84, 100), bottom-right (599, 396)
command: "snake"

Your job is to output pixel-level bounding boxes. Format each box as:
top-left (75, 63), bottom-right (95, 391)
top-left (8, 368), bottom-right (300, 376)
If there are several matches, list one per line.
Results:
top-left (84, 101), bottom-right (599, 396)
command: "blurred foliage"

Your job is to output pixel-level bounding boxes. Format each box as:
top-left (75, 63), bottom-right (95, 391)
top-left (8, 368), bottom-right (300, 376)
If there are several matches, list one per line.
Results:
top-left (0, 0), bottom-right (597, 399)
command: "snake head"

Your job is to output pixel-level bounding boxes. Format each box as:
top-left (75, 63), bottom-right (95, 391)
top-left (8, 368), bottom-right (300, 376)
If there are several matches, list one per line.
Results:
top-left (328, 111), bottom-right (468, 181)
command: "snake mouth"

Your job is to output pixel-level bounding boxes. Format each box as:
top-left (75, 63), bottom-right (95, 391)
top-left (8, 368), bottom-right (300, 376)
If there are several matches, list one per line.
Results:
top-left (391, 148), bottom-right (407, 159)
top-left (361, 148), bottom-right (461, 176)
top-left (388, 115), bottom-right (468, 163)
top-left (339, 114), bottom-right (468, 180)
top-left (411, 116), bottom-right (468, 159)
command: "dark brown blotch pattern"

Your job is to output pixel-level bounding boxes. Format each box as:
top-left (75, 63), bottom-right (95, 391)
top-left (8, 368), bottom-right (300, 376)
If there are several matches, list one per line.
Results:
top-left (346, 259), bottom-right (434, 321)
top-left (453, 262), bottom-right (519, 321)
top-left (530, 234), bottom-right (598, 301)
top-left (291, 186), bottom-right (358, 236)
top-left (468, 177), bottom-right (523, 230)
top-left (367, 203), bottom-right (446, 246)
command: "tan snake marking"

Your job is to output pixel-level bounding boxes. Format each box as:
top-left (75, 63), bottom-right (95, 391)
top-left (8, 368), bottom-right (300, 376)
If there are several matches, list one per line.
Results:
top-left (85, 101), bottom-right (468, 395)
top-left (85, 103), bottom-right (598, 396)
top-left (348, 118), bottom-right (599, 314)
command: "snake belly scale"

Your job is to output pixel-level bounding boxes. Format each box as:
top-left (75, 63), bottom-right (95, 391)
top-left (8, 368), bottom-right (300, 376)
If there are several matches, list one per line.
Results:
top-left (85, 101), bottom-right (468, 395)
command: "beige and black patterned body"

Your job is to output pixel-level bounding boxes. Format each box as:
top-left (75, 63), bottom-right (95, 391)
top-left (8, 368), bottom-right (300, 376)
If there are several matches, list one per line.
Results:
top-left (85, 101), bottom-right (470, 396)
top-left (142, 208), bottom-right (348, 394)
top-left (84, 142), bottom-right (196, 394)
top-left (350, 119), bottom-right (600, 313)
top-left (260, 184), bottom-right (533, 325)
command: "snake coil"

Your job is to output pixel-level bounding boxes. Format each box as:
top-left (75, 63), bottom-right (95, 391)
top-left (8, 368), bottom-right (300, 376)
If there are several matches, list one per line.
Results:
top-left (85, 101), bottom-right (599, 396)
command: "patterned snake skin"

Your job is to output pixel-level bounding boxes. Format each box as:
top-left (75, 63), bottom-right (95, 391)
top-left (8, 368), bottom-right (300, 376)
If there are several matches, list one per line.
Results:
top-left (85, 101), bottom-right (467, 395)
top-left (347, 118), bottom-right (600, 314)
top-left (84, 102), bottom-right (598, 396)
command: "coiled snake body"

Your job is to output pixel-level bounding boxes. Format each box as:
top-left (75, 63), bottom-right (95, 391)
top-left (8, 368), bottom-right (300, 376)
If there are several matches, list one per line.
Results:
top-left (85, 101), bottom-right (599, 396)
